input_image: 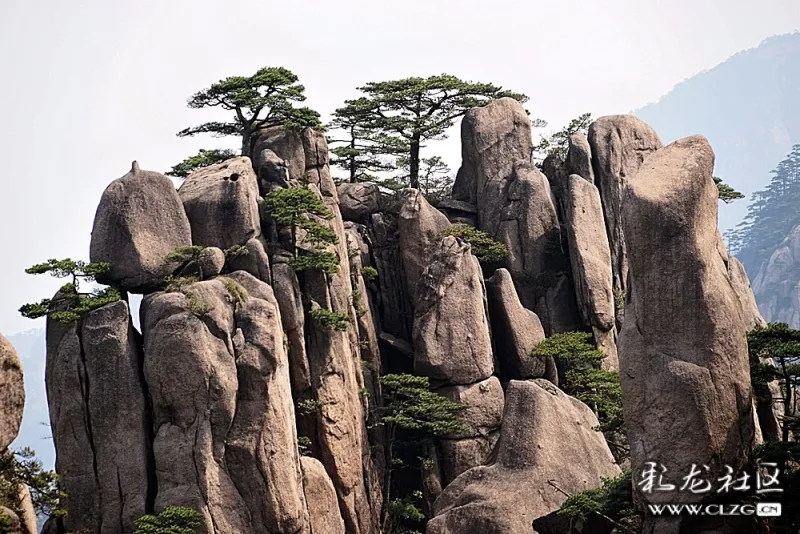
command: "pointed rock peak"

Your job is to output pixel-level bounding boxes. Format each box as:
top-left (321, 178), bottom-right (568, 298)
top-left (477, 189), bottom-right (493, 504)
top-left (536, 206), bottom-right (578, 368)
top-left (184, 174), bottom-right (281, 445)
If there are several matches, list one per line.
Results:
top-left (131, 161), bottom-right (140, 174)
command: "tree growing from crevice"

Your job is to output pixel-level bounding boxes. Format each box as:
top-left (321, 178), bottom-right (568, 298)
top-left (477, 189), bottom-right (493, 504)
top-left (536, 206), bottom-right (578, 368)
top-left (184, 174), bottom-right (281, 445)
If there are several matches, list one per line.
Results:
top-left (165, 245), bottom-right (210, 280)
top-left (19, 259), bottom-right (120, 323)
top-left (443, 224), bottom-right (510, 266)
top-left (714, 176), bottom-right (744, 203)
top-left (531, 332), bottom-right (626, 461)
top-left (328, 75), bottom-right (528, 189)
top-left (376, 374), bottom-right (464, 533)
top-left (176, 66), bottom-right (321, 158)
top-left (264, 186), bottom-right (340, 274)
top-left (533, 112), bottom-right (592, 165)
top-left (166, 148), bottom-right (238, 179)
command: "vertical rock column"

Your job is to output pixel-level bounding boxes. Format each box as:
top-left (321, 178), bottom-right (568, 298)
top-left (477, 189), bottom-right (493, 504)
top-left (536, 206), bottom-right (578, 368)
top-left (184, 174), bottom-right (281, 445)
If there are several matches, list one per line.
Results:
top-left (562, 174), bottom-right (619, 368)
top-left (254, 125), bottom-right (383, 534)
top-left (46, 300), bottom-right (153, 534)
top-left (587, 115), bottom-right (662, 328)
top-left (454, 97), bottom-right (579, 334)
top-left (619, 135), bottom-right (755, 534)
top-left (411, 236), bottom-right (503, 484)
top-left (142, 282), bottom-right (253, 534)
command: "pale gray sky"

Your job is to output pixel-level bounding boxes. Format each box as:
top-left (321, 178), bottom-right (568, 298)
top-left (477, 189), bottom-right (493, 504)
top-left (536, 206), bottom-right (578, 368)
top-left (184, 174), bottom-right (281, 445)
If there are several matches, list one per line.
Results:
top-left (2, 0), bottom-right (799, 335)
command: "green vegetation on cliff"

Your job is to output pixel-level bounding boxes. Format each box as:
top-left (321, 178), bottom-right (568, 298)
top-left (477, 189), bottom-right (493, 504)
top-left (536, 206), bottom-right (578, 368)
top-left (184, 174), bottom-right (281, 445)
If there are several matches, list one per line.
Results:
top-left (134, 506), bottom-right (202, 534)
top-left (264, 186), bottom-right (340, 275)
top-left (443, 224), bottom-right (510, 265)
top-left (748, 323), bottom-right (800, 530)
top-left (18, 259), bottom-right (120, 323)
top-left (327, 74), bottom-right (528, 189)
top-left (726, 144), bottom-right (800, 275)
top-left (176, 66), bottom-right (321, 159)
top-left (532, 332), bottom-right (626, 460)
top-left (0, 447), bottom-right (63, 521)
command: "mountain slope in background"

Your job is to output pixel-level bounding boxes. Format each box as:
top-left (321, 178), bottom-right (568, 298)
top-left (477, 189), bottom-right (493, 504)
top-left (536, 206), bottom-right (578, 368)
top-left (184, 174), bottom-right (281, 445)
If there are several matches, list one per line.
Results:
top-left (8, 329), bottom-right (54, 471)
top-left (635, 31), bottom-right (800, 234)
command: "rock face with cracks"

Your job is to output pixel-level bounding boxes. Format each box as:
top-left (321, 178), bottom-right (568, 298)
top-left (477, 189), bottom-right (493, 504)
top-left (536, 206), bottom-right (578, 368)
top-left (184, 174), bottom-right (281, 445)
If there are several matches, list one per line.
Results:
top-left (619, 135), bottom-right (755, 533)
top-left (562, 174), bottom-right (618, 368)
top-left (587, 115), bottom-right (662, 321)
top-left (142, 274), bottom-right (310, 534)
top-left (398, 189), bottom-right (452, 298)
top-left (753, 224), bottom-right (800, 329)
top-left (46, 299), bottom-right (152, 534)
top-left (427, 379), bottom-right (620, 534)
top-left (454, 97), bottom-right (578, 334)
top-left (412, 236), bottom-right (494, 385)
top-left (255, 125), bottom-right (382, 534)
top-left (178, 157), bottom-right (262, 250)
top-left (40, 107), bottom-right (775, 534)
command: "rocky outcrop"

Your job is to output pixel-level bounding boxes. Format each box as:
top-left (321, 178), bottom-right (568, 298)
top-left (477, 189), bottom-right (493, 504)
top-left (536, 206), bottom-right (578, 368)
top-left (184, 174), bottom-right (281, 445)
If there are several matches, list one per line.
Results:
top-left (225, 272), bottom-right (310, 534)
top-left (369, 212), bottom-right (413, 340)
top-left (565, 132), bottom-right (594, 183)
top-left (413, 236), bottom-right (494, 385)
top-left (179, 157), bottom-right (262, 250)
top-left (338, 182), bottom-right (381, 222)
top-left (257, 125), bottom-right (382, 534)
top-left (587, 115), bottom-right (662, 323)
top-left (398, 189), bottom-right (451, 297)
top-left (142, 280), bottom-right (251, 533)
top-left (176, 246), bottom-right (225, 280)
top-left (300, 457), bottom-right (346, 534)
top-left (438, 377), bottom-right (504, 483)
top-left (224, 238), bottom-right (272, 284)
top-left (0, 333), bottom-right (24, 451)
top-left (619, 136), bottom-right (755, 533)
top-left (427, 379), bottom-right (620, 534)
top-left (345, 224), bottom-right (383, 409)
top-left (46, 299), bottom-right (152, 534)
top-left (729, 256), bottom-right (767, 330)
top-left (16, 485), bottom-right (37, 534)
top-left (455, 98), bottom-right (578, 334)
top-left (753, 224), bottom-right (800, 328)
top-left (562, 174), bottom-right (618, 368)
top-left (727, 256), bottom-right (783, 443)
top-left (452, 97), bottom-right (532, 208)
top-left (90, 162), bottom-right (193, 292)
top-left (271, 251), bottom-right (311, 397)
top-left (0, 334), bottom-right (36, 534)
top-left (251, 126), bottom-right (306, 185)
top-left (485, 269), bottom-right (555, 382)
top-left (143, 274), bottom-right (311, 534)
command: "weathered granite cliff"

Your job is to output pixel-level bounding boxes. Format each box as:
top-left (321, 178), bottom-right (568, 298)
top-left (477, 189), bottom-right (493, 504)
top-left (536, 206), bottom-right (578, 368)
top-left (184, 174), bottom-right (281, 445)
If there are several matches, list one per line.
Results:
top-left (18, 102), bottom-right (770, 534)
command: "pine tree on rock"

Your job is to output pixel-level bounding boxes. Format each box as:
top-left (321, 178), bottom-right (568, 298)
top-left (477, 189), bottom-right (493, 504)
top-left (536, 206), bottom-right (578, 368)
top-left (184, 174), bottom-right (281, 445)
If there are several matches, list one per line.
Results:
top-left (176, 66), bottom-right (322, 157)
top-left (329, 75), bottom-right (528, 189)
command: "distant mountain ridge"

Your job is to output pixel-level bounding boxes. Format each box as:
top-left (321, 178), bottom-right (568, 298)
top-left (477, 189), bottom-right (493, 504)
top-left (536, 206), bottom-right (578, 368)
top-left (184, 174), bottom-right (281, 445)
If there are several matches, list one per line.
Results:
top-left (634, 31), bottom-right (800, 234)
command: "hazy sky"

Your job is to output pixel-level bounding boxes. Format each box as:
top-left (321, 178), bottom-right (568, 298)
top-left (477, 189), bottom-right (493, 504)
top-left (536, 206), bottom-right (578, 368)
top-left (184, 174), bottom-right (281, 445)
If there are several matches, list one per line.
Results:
top-left (1, 0), bottom-right (799, 335)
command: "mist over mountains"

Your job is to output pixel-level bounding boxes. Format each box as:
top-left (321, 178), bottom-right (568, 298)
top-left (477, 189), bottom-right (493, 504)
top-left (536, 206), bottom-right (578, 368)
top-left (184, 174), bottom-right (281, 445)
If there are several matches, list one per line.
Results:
top-left (635, 31), bottom-right (800, 234)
